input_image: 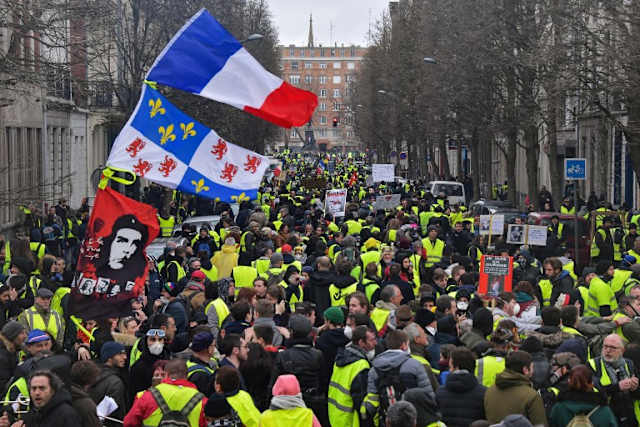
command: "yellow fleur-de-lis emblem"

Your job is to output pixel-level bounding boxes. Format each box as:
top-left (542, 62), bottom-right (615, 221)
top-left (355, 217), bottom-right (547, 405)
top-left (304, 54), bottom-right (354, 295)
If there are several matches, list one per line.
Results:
top-left (231, 192), bottom-right (250, 202)
top-left (180, 122), bottom-right (196, 140)
top-left (148, 98), bottom-right (165, 118)
top-left (191, 178), bottom-right (209, 194)
top-left (158, 124), bottom-right (176, 145)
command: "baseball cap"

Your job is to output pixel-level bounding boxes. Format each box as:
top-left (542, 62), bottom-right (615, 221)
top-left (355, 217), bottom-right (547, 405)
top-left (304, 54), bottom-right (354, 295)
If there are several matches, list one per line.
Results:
top-left (26, 329), bottom-right (50, 345)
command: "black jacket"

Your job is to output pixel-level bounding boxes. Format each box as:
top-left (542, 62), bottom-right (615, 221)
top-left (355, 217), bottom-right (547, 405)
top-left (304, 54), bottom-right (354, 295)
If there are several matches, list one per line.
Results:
top-left (0, 334), bottom-right (18, 395)
top-left (316, 328), bottom-right (350, 391)
top-left (272, 336), bottom-right (324, 396)
top-left (71, 385), bottom-right (101, 427)
top-left (23, 388), bottom-right (81, 427)
top-left (436, 370), bottom-right (486, 426)
top-left (89, 364), bottom-right (128, 425)
top-left (549, 270), bottom-right (574, 307)
top-left (305, 270), bottom-right (336, 322)
top-left (381, 276), bottom-right (415, 305)
top-left (129, 338), bottom-right (171, 395)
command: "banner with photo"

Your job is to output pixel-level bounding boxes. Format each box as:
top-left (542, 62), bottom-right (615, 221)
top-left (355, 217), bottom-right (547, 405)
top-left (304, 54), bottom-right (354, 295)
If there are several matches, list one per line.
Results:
top-left (71, 187), bottom-right (159, 320)
top-left (506, 224), bottom-right (548, 246)
top-left (325, 189), bottom-right (347, 218)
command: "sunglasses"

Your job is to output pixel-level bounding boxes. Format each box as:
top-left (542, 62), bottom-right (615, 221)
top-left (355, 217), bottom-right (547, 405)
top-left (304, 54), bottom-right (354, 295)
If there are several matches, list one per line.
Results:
top-left (146, 329), bottom-right (166, 337)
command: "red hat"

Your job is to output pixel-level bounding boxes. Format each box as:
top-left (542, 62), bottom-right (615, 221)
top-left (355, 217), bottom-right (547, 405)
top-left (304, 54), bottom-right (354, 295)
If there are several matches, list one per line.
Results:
top-left (191, 270), bottom-right (206, 282)
top-left (281, 244), bottom-right (292, 254)
top-left (272, 374), bottom-right (301, 396)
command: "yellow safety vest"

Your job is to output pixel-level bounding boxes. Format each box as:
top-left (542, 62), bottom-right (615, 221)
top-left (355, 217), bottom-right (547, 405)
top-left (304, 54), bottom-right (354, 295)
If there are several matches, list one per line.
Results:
top-left (165, 260), bottom-right (186, 282)
top-left (142, 383), bottom-right (203, 427)
top-left (584, 276), bottom-right (618, 317)
top-left (563, 261), bottom-right (577, 281)
top-left (259, 407), bottom-right (313, 427)
top-left (226, 390), bottom-right (261, 427)
top-left (205, 298), bottom-right (230, 328)
top-left (345, 220), bottom-right (362, 236)
top-left (538, 278), bottom-right (552, 306)
top-left (611, 269), bottom-right (632, 295)
top-left (157, 215), bottom-right (175, 237)
top-left (252, 258), bottom-right (271, 276)
top-left (411, 354), bottom-right (440, 375)
top-left (328, 357), bottom-right (370, 427)
top-left (201, 265), bottom-right (218, 283)
top-left (4, 377), bottom-right (29, 416)
top-left (561, 205), bottom-right (576, 215)
top-left (475, 355), bottom-right (505, 387)
top-left (422, 238), bottom-right (445, 267)
top-left (21, 307), bottom-right (63, 341)
top-left (50, 287), bottom-right (70, 317)
top-left (360, 251), bottom-right (381, 271)
top-left (329, 282), bottom-right (359, 307)
top-left (370, 307), bottom-right (390, 331)
top-left (361, 278), bottom-right (380, 304)
top-left (232, 266), bottom-right (258, 289)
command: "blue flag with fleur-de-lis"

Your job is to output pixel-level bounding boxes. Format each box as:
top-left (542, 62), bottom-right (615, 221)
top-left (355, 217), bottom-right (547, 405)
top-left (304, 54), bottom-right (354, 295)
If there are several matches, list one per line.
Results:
top-left (107, 84), bottom-right (269, 202)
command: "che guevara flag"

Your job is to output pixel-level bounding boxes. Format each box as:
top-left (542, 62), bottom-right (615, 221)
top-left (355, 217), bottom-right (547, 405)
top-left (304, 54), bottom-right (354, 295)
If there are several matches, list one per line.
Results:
top-left (70, 186), bottom-right (159, 320)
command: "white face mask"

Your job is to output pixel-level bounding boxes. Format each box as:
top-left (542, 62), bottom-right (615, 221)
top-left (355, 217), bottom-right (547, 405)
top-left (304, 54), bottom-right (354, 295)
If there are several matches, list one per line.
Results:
top-left (366, 349), bottom-right (375, 361)
top-left (457, 301), bottom-right (468, 311)
top-left (426, 326), bottom-right (436, 335)
top-left (159, 296), bottom-right (169, 305)
top-left (344, 326), bottom-right (353, 340)
top-left (149, 342), bottom-right (164, 355)
top-left (512, 303), bottom-right (521, 316)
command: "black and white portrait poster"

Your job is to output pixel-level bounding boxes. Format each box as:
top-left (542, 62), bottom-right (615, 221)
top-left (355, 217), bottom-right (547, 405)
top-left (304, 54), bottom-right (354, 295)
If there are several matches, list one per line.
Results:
top-left (71, 187), bottom-right (159, 319)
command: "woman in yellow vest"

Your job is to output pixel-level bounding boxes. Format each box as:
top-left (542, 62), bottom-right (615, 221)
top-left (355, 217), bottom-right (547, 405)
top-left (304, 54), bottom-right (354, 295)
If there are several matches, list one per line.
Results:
top-left (259, 374), bottom-right (321, 427)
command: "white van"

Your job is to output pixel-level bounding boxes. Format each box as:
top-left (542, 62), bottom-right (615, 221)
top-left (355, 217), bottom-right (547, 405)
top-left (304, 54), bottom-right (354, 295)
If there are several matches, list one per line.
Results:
top-left (426, 181), bottom-right (466, 205)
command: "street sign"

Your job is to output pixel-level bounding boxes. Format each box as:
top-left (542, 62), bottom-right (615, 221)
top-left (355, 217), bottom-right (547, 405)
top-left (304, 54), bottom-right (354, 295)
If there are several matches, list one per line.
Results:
top-left (565, 158), bottom-right (586, 180)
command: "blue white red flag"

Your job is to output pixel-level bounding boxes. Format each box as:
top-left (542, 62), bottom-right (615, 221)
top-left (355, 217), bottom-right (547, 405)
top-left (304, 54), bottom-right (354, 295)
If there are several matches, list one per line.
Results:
top-left (107, 84), bottom-right (268, 202)
top-left (146, 9), bottom-right (317, 128)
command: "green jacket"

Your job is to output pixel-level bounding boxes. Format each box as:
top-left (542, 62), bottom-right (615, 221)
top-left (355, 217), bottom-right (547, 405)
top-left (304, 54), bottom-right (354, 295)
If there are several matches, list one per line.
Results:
top-left (484, 369), bottom-right (547, 426)
top-left (549, 391), bottom-right (618, 427)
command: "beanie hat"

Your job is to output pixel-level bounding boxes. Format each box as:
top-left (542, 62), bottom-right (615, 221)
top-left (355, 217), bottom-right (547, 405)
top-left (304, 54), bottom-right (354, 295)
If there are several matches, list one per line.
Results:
top-left (163, 281), bottom-right (181, 297)
top-left (272, 374), bottom-right (301, 396)
top-left (100, 341), bottom-right (126, 362)
top-left (364, 237), bottom-right (380, 250)
top-left (10, 257), bottom-right (33, 276)
top-left (1, 321), bottom-right (25, 341)
top-left (323, 306), bottom-right (345, 325)
top-left (414, 308), bottom-right (436, 329)
top-left (26, 329), bottom-right (50, 344)
top-left (204, 393), bottom-right (232, 418)
top-left (191, 332), bottom-right (214, 352)
top-left (190, 270), bottom-right (206, 282)
top-left (288, 314), bottom-right (312, 338)
top-left (280, 244), bottom-right (292, 254)
top-left (596, 260), bottom-right (612, 276)
top-left (555, 338), bottom-right (587, 363)
top-left (520, 336), bottom-right (543, 354)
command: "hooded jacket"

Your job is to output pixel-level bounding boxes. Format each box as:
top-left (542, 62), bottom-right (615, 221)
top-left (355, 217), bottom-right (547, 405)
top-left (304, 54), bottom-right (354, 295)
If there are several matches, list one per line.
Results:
top-left (436, 370), bottom-right (486, 427)
top-left (71, 385), bottom-right (101, 427)
top-left (366, 349), bottom-right (435, 401)
top-left (305, 269), bottom-right (336, 318)
top-left (483, 369), bottom-right (547, 425)
top-left (550, 390), bottom-right (617, 427)
top-left (89, 364), bottom-right (128, 425)
top-left (316, 328), bottom-right (350, 389)
top-left (549, 270), bottom-right (574, 306)
top-left (332, 345), bottom-right (370, 411)
top-left (212, 245), bottom-right (239, 279)
top-left (23, 388), bottom-right (81, 427)
top-left (272, 336), bottom-right (324, 396)
top-left (130, 336), bottom-right (171, 395)
top-left (0, 333), bottom-right (19, 394)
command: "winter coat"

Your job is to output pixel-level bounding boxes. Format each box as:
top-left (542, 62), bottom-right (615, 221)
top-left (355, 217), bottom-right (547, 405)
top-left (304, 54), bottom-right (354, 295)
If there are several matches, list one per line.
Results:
top-left (459, 329), bottom-right (491, 357)
top-left (316, 328), bottom-right (350, 391)
top-left (71, 385), bottom-right (101, 427)
top-left (272, 337), bottom-right (324, 396)
top-left (211, 244), bottom-right (239, 279)
top-left (22, 388), bottom-right (81, 427)
top-left (550, 389), bottom-right (618, 427)
top-left (305, 270), bottom-right (336, 320)
top-left (367, 349), bottom-right (435, 401)
top-left (129, 338), bottom-right (171, 395)
top-left (483, 369), bottom-right (547, 426)
top-left (0, 333), bottom-right (19, 394)
top-left (382, 276), bottom-right (414, 305)
top-left (549, 270), bottom-right (574, 306)
top-left (89, 364), bottom-right (128, 425)
top-left (436, 370), bottom-right (486, 427)
top-left (530, 351), bottom-right (551, 390)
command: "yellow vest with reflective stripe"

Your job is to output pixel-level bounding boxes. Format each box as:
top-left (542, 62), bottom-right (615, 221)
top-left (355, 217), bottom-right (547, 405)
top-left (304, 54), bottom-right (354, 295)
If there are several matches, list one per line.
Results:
top-left (584, 276), bottom-right (617, 317)
top-left (329, 282), bottom-right (359, 307)
top-left (157, 215), bottom-right (175, 237)
top-left (361, 278), bottom-right (380, 304)
top-left (611, 269), bottom-right (632, 294)
top-left (563, 261), bottom-right (577, 281)
top-left (4, 377), bottom-right (29, 415)
top-left (201, 265), bottom-right (218, 283)
top-left (141, 383), bottom-right (203, 427)
top-left (328, 357), bottom-right (370, 427)
top-left (205, 298), bottom-right (230, 328)
top-left (226, 390), bottom-right (261, 427)
top-left (252, 258), bottom-right (271, 276)
top-left (474, 355), bottom-right (505, 387)
top-left (422, 238), bottom-right (445, 267)
top-left (232, 266), bottom-right (258, 289)
top-left (21, 307), bottom-right (63, 340)
top-left (50, 287), bottom-right (70, 317)
top-left (360, 251), bottom-right (381, 270)
top-left (411, 354), bottom-right (440, 374)
top-left (370, 307), bottom-right (390, 331)
top-left (538, 278), bottom-right (552, 306)
top-left (259, 407), bottom-right (313, 427)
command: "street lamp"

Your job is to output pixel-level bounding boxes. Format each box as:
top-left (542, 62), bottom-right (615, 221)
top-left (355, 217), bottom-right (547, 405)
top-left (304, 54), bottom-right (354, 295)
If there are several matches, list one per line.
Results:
top-left (241, 34), bottom-right (264, 44)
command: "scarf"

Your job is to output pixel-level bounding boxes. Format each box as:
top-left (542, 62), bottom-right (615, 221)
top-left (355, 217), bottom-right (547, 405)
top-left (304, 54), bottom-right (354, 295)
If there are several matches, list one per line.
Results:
top-left (269, 393), bottom-right (307, 410)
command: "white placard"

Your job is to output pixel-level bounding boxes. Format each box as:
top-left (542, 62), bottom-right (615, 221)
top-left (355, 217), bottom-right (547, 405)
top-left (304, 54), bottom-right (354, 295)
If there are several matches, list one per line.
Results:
top-left (374, 194), bottom-right (402, 210)
top-left (325, 189), bottom-right (347, 218)
top-left (372, 163), bottom-right (395, 182)
top-left (506, 224), bottom-right (526, 244)
top-left (527, 225), bottom-right (548, 246)
top-left (479, 214), bottom-right (504, 235)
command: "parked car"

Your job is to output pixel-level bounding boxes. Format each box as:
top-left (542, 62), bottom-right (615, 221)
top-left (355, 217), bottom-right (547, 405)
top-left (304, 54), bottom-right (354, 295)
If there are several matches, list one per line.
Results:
top-left (147, 236), bottom-right (190, 260)
top-left (173, 215), bottom-right (221, 237)
top-left (426, 181), bottom-right (466, 205)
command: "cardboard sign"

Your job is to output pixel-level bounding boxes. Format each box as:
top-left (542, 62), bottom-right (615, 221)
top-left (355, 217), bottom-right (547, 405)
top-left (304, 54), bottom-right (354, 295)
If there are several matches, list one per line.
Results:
top-left (302, 177), bottom-right (327, 190)
top-left (506, 224), bottom-right (548, 246)
top-left (372, 163), bottom-right (395, 182)
top-left (527, 225), bottom-right (548, 246)
top-left (325, 189), bottom-right (347, 218)
top-left (506, 224), bottom-right (526, 244)
top-left (478, 255), bottom-right (513, 296)
top-left (479, 214), bottom-right (504, 235)
top-left (374, 194), bottom-right (402, 211)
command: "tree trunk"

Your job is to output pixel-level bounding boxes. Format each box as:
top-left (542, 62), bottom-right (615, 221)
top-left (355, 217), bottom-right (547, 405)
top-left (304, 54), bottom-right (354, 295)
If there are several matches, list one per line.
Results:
top-left (548, 104), bottom-right (563, 210)
top-left (438, 138), bottom-right (450, 179)
top-left (525, 125), bottom-right (540, 208)
top-left (471, 127), bottom-right (481, 201)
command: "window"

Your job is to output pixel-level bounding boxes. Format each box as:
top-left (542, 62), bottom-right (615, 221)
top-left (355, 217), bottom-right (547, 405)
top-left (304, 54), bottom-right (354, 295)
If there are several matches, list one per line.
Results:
top-left (291, 129), bottom-right (297, 138)
top-left (333, 89), bottom-right (340, 98)
top-left (347, 62), bottom-right (355, 70)
top-left (333, 62), bottom-right (341, 69)
top-left (300, 48), bottom-right (305, 57)
top-left (332, 128), bottom-right (340, 137)
top-left (289, 75), bottom-right (300, 85)
top-left (347, 130), bottom-right (353, 137)
top-left (345, 74), bottom-right (354, 82)
top-left (289, 46), bottom-right (295, 56)
top-left (320, 89), bottom-right (327, 98)
top-left (317, 128), bottom-right (327, 137)
top-left (333, 102), bottom-right (340, 111)
top-left (330, 48), bottom-right (336, 57)
top-left (319, 103), bottom-right (327, 111)
top-left (333, 75), bottom-right (341, 84)
top-left (304, 75), bottom-right (312, 84)
top-left (319, 63), bottom-right (327, 69)
top-left (320, 116), bottom-right (327, 124)
top-left (291, 62), bottom-right (299, 71)
top-left (341, 48), bottom-right (345, 57)
top-left (320, 47), bottom-right (325, 56)
top-left (319, 75), bottom-right (327, 84)
top-left (350, 46), bottom-right (356, 56)
top-left (304, 62), bottom-right (312, 69)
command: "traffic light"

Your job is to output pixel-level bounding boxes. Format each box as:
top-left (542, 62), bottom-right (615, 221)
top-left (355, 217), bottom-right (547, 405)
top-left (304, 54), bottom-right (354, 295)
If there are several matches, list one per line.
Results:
top-left (332, 117), bottom-right (338, 127)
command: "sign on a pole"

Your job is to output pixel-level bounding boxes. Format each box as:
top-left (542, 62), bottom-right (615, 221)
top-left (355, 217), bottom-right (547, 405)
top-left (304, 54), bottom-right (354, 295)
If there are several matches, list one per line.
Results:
top-left (479, 214), bottom-right (504, 235)
top-left (372, 164), bottom-right (395, 182)
top-left (565, 158), bottom-right (586, 180)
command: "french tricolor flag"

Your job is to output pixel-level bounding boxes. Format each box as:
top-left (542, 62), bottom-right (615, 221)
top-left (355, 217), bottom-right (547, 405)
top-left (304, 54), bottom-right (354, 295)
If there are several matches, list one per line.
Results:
top-left (146, 9), bottom-right (317, 128)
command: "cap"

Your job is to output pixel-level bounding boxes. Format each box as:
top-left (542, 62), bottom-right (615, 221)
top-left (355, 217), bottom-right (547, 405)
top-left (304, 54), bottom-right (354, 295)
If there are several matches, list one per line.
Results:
top-left (1, 321), bottom-right (25, 341)
top-left (26, 329), bottom-right (50, 345)
top-left (323, 306), bottom-right (345, 325)
top-left (191, 332), bottom-right (214, 352)
top-left (36, 288), bottom-right (54, 299)
top-left (191, 270), bottom-right (206, 282)
top-left (623, 254), bottom-right (637, 266)
top-left (100, 341), bottom-right (126, 362)
top-left (163, 281), bottom-right (181, 297)
top-left (280, 244), bottom-right (292, 254)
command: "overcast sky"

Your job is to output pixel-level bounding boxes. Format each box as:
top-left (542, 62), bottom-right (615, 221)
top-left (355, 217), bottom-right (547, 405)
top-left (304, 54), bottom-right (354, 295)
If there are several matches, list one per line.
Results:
top-left (267, 0), bottom-right (391, 46)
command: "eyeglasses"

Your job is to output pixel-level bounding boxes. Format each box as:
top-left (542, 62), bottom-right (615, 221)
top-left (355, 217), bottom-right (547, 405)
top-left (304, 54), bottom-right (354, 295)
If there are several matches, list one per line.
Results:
top-left (146, 329), bottom-right (166, 337)
top-left (603, 344), bottom-right (623, 351)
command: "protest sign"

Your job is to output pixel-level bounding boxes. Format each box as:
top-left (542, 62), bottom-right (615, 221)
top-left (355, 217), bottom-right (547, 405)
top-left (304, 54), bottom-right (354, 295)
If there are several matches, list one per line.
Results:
top-left (374, 194), bottom-right (401, 211)
top-left (325, 189), bottom-right (347, 217)
top-left (478, 255), bottom-right (513, 296)
top-left (479, 215), bottom-right (504, 235)
top-left (372, 164), bottom-right (394, 182)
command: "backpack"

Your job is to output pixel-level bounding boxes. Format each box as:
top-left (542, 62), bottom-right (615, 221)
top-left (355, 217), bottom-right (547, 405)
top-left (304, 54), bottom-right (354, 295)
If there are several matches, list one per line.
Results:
top-left (375, 364), bottom-right (408, 422)
top-left (195, 241), bottom-right (212, 258)
top-left (149, 386), bottom-right (204, 427)
top-left (265, 270), bottom-right (285, 287)
top-left (566, 405), bottom-right (600, 427)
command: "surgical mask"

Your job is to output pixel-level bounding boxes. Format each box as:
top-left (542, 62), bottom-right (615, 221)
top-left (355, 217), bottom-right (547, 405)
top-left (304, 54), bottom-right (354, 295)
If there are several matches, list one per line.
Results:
top-left (159, 296), bottom-right (169, 305)
top-left (513, 303), bottom-right (521, 316)
top-left (149, 342), bottom-right (164, 355)
top-left (456, 301), bottom-right (468, 311)
top-left (426, 326), bottom-right (436, 335)
top-left (366, 349), bottom-right (375, 361)
top-left (344, 326), bottom-right (353, 340)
